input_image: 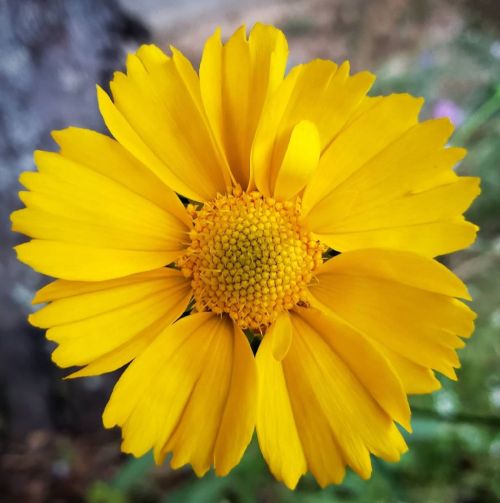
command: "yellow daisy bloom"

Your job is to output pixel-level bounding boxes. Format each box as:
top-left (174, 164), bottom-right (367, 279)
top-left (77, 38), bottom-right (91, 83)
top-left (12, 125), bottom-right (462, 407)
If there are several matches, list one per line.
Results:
top-left (12, 23), bottom-right (479, 489)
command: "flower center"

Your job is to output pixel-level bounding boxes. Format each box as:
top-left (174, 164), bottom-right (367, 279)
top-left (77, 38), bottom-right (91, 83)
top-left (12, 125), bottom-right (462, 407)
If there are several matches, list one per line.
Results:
top-left (179, 188), bottom-right (323, 330)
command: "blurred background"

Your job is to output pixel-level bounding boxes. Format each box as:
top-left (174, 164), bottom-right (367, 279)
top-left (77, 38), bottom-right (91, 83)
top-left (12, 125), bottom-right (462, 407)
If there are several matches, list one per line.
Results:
top-left (0, 0), bottom-right (499, 501)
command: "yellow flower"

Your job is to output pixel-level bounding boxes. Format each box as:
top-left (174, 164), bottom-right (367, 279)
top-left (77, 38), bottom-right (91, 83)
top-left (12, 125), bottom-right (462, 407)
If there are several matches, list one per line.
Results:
top-left (12, 23), bottom-right (479, 489)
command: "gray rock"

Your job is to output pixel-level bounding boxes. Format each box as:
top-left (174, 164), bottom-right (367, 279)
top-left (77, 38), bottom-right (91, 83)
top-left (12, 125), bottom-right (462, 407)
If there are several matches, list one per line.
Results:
top-left (0, 0), bottom-right (149, 436)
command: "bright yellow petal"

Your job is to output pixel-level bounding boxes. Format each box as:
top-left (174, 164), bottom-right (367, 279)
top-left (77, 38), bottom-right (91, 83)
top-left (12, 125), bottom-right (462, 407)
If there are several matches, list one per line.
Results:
top-left (135, 43), bottom-right (168, 71)
top-left (103, 313), bottom-right (256, 477)
top-left (302, 93), bottom-right (423, 212)
top-left (255, 317), bottom-right (307, 489)
top-left (281, 356), bottom-right (346, 488)
top-left (15, 241), bottom-right (178, 281)
top-left (269, 311), bottom-right (293, 361)
top-left (104, 313), bottom-right (214, 457)
top-left (288, 311), bottom-right (408, 468)
top-left (12, 146), bottom-right (189, 280)
top-left (67, 317), bottom-right (168, 379)
top-left (308, 176), bottom-right (479, 257)
top-left (256, 309), bottom-right (408, 488)
top-left (274, 120), bottom-right (320, 201)
top-left (306, 118), bottom-right (457, 218)
top-left (309, 249), bottom-right (476, 382)
top-left (306, 120), bottom-right (462, 224)
top-left (98, 44), bottom-right (231, 202)
top-left (313, 175), bottom-right (480, 254)
top-left (253, 60), bottom-right (374, 197)
top-left (307, 161), bottom-right (470, 235)
top-left (302, 112), bottom-right (479, 257)
top-left (18, 151), bottom-right (187, 249)
top-left (297, 307), bottom-right (411, 431)
top-left (164, 321), bottom-right (256, 476)
top-left (51, 127), bottom-right (191, 226)
top-left (371, 343), bottom-right (442, 394)
top-left (200, 23), bottom-right (288, 188)
top-left (213, 322), bottom-right (257, 476)
top-left (29, 268), bottom-right (191, 371)
top-left (314, 248), bottom-right (472, 299)
top-left (317, 218), bottom-right (478, 257)
top-left (258, 320), bottom-right (346, 489)
top-left (159, 319), bottom-right (233, 476)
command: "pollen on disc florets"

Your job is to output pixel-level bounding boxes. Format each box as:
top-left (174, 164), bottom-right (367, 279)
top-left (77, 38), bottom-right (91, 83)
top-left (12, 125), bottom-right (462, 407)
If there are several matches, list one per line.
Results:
top-left (178, 187), bottom-right (323, 331)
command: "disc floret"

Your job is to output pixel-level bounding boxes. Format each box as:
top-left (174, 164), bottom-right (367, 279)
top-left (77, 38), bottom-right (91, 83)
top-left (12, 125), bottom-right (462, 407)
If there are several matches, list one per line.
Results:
top-left (179, 188), bottom-right (323, 330)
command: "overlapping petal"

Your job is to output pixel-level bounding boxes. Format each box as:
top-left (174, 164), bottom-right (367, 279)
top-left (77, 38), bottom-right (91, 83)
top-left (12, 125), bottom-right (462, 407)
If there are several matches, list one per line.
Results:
top-left (52, 127), bottom-right (191, 226)
top-left (308, 249), bottom-right (476, 389)
top-left (103, 313), bottom-right (257, 477)
top-left (200, 23), bottom-right (288, 188)
top-left (29, 268), bottom-right (192, 376)
top-left (98, 44), bottom-right (232, 202)
top-left (12, 130), bottom-right (190, 281)
top-left (252, 59), bottom-right (374, 197)
top-left (256, 309), bottom-right (408, 489)
top-left (302, 109), bottom-right (479, 256)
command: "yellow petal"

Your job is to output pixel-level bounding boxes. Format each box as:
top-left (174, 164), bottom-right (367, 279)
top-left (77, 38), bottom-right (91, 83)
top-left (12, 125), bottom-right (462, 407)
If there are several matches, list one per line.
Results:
top-left (136, 43), bottom-right (169, 71)
top-left (306, 120), bottom-right (462, 228)
top-left (309, 178), bottom-right (479, 256)
top-left (103, 313), bottom-right (256, 477)
top-left (30, 269), bottom-right (187, 327)
top-left (98, 44), bottom-right (231, 202)
top-left (213, 322), bottom-right (257, 476)
top-left (343, 95), bottom-right (383, 127)
top-left (372, 343), bottom-right (442, 394)
top-left (281, 356), bottom-right (346, 488)
top-left (104, 313), bottom-right (214, 456)
top-left (302, 93), bottom-right (423, 212)
top-left (255, 324), bottom-right (307, 489)
top-left (29, 268), bottom-right (191, 369)
top-left (15, 240), bottom-right (178, 281)
top-left (51, 127), bottom-right (190, 227)
top-left (12, 147), bottom-right (189, 280)
top-left (297, 307), bottom-right (411, 431)
top-left (67, 316), bottom-right (168, 379)
top-left (309, 249), bottom-right (476, 381)
top-left (160, 318), bottom-right (233, 476)
top-left (256, 309), bottom-right (408, 488)
top-left (96, 85), bottom-right (191, 196)
top-left (305, 119), bottom-right (458, 223)
top-left (200, 24), bottom-right (287, 188)
top-left (164, 321), bottom-right (257, 476)
top-left (253, 60), bottom-right (374, 197)
top-left (269, 311), bottom-right (293, 361)
top-left (274, 120), bottom-right (320, 200)
top-left (20, 151), bottom-right (187, 247)
top-left (302, 109), bottom-right (479, 258)
top-left (288, 312), bottom-right (408, 468)
top-left (317, 218), bottom-right (479, 257)
top-left (12, 201), bottom-right (182, 253)
top-left (315, 248), bottom-right (472, 299)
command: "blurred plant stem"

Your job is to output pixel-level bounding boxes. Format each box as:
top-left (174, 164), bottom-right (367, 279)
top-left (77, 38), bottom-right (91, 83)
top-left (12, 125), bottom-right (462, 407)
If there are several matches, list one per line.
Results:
top-left (454, 85), bottom-right (500, 144)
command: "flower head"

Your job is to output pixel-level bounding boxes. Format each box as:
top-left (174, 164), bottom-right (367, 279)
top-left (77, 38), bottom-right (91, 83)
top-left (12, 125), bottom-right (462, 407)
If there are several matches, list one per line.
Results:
top-left (12, 23), bottom-right (479, 489)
